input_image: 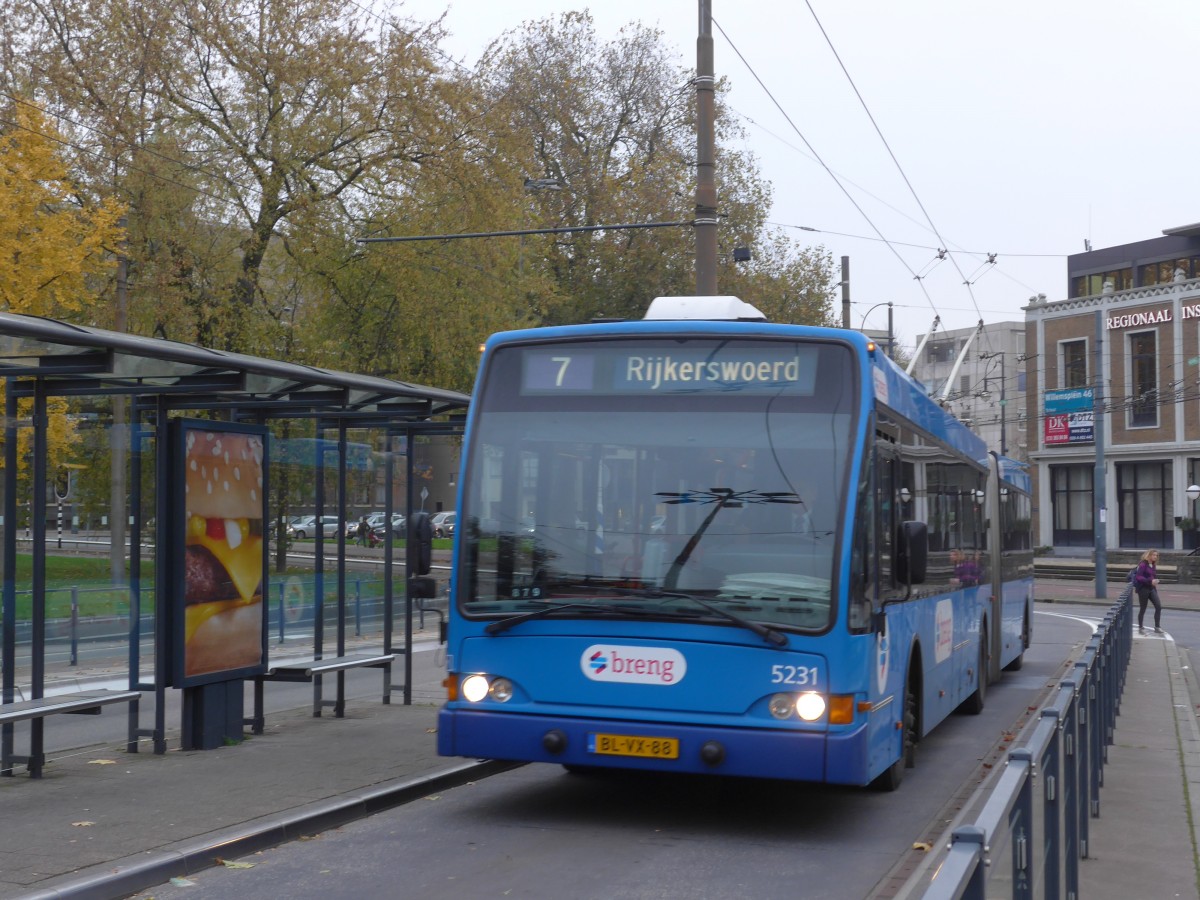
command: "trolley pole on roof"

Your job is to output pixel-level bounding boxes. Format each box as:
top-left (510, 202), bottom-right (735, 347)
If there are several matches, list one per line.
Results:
top-left (939, 320), bottom-right (984, 404)
top-left (694, 0), bottom-right (718, 295)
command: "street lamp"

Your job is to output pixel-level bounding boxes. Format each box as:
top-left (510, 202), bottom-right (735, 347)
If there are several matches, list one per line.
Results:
top-left (859, 302), bottom-right (894, 358)
top-left (1188, 485), bottom-right (1200, 503)
top-left (519, 178), bottom-right (564, 277)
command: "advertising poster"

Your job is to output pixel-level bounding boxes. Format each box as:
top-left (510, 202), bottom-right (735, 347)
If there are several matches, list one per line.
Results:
top-left (171, 420), bottom-right (269, 687)
top-left (1043, 388), bottom-right (1094, 445)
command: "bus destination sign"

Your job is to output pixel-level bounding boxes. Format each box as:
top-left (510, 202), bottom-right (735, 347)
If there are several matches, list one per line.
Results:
top-left (522, 343), bottom-right (819, 395)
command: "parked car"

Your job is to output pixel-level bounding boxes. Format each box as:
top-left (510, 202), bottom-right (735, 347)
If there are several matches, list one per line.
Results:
top-left (431, 511), bottom-right (456, 538)
top-left (287, 515), bottom-right (340, 540)
top-left (365, 512), bottom-right (406, 537)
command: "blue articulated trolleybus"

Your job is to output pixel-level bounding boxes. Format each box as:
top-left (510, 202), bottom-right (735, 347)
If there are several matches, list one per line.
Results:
top-left (437, 296), bottom-right (1033, 789)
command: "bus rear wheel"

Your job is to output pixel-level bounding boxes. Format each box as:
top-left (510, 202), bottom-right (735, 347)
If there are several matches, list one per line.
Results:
top-left (960, 627), bottom-right (988, 715)
top-left (1004, 612), bottom-right (1029, 672)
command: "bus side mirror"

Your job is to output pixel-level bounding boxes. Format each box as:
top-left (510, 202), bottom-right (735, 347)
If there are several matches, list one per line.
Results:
top-left (409, 575), bottom-right (437, 599)
top-left (894, 520), bottom-right (928, 585)
top-left (409, 511), bottom-right (433, 575)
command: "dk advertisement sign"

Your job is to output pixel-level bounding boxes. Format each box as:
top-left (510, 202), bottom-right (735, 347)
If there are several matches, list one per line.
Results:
top-left (1043, 388), bottom-right (1094, 445)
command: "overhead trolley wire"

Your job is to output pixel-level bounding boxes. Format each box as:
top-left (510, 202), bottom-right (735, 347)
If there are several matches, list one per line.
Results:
top-left (712, 16), bottom-right (945, 329)
top-left (800, 1), bottom-right (984, 327)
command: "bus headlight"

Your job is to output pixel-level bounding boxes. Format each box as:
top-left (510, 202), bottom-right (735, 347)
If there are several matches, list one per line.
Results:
top-left (489, 677), bottom-right (514, 702)
top-left (769, 693), bottom-right (796, 720)
top-left (462, 674), bottom-right (490, 702)
top-left (795, 692), bottom-right (827, 722)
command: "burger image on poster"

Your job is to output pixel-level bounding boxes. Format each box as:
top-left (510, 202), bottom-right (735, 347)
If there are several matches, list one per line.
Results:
top-left (183, 430), bottom-right (265, 678)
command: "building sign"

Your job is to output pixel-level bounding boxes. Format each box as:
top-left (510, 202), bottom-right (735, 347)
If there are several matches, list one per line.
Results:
top-left (1106, 303), bottom-right (1200, 329)
top-left (1044, 388), bottom-right (1094, 445)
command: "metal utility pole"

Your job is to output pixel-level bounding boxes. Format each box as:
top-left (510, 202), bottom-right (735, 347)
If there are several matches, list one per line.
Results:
top-left (694, 0), bottom-right (718, 295)
top-left (887, 302), bottom-right (894, 358)
top-left (111, 216), bottom-right (128, 584)
top-left (999, 352), bottom-right (1007, 455)
top-left (1093, 310), bottom-right (1107, 600)
top-left (979, 350), bottom-right (1009, 455)
top-left (841, 256), bottom-right (850, 328)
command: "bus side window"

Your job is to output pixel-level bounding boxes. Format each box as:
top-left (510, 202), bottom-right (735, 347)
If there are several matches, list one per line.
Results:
top-left (876, 446), bottom-right (895, 589)
top-left (848, 459), bottom-right (873, 632)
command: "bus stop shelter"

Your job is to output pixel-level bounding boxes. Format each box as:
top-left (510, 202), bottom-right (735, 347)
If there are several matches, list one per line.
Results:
top-left (0, 312), bottom-right (468, 766)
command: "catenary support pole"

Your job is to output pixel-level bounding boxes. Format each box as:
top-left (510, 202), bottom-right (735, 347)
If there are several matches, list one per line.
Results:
top-left (694, 0), bottom-right (718, 295)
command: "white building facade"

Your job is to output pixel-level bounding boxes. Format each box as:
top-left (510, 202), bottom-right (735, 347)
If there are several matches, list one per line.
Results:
top-left (907, 321), bottom-right (1029, 462)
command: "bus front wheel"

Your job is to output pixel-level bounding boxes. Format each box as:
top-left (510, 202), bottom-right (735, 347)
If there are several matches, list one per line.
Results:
top-left (872, 676), bottom-right (917, 792)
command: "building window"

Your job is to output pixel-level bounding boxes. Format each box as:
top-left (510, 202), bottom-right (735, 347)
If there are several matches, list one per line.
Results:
top-left (1050, 464), bottom-right (1093, 548)
top-left (1071, 268), bottom-right (1133, 297)
top-left (926, 341), bottom-right (955, 363)
top-left (1128, 331), bottom-right (1158, 428)
top-left (1061, 339), bottom-right (1087, 388)
top-left (1117, 460), bottom-right (1172, 549)
top-left (1185, 459), bottom-right (1200, 550)
top-left (1138, 257), bottom-right (1200, 286)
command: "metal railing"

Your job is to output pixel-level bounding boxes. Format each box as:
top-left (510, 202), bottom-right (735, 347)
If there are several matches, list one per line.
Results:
top-left (1, 570), bottom-right (451, 672)
top-left (920, 587), bottom-right (1132, 899)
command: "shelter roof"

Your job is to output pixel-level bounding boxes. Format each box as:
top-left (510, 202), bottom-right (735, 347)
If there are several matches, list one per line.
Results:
top-left (0, 312), bottom-right (469, 422)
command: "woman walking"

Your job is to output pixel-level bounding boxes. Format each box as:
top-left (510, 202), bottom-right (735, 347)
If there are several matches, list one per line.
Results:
top-left (1133, 549), bottom-right (1163, 634)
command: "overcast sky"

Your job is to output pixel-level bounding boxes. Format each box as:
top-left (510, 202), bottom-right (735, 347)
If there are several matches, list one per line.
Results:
top-left (428, 0), bottom-right (1199, 345)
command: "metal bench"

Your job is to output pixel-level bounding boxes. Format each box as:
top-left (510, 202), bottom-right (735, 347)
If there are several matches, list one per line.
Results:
top-left (0, 689), bottom-right (141, 778)
top-left (247, 653), bottom-right (395, 734)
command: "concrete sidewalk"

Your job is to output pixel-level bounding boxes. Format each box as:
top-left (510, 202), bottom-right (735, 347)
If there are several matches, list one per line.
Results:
top-left (0, 581), bottom-right (1196, 899)
top-left (0, 700), bottom-right (511, 899)
top-left (1077, 630), bottom-right (1200, 899)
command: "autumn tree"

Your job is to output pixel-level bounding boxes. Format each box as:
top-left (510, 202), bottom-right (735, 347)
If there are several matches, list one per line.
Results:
top-left (477, 12), bottom-right (837, 326)
top-left (0, 101), bottom-right (123, 315)
top-left (2, 0), bottom-right (457, 352)
top-left (0, 0), bottom-right (836, 389)
top-left (0, 99), bottom-right (124, 499)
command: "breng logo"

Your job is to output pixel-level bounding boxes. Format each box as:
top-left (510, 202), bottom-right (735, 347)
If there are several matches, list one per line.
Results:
top-left (580, 645), bottom-right (686, 685)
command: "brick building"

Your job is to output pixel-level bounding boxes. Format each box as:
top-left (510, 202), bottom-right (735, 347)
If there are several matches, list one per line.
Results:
top-left (1025, 224), bottom-right (1200, 551)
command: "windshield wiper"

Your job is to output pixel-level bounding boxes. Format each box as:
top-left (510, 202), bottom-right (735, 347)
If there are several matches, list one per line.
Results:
top-left (647, 589), bottom-right (789, 648)
top-left (484, 601), bottom-right (651, 635)
top-left (656, 488), bottom-right (801, 589)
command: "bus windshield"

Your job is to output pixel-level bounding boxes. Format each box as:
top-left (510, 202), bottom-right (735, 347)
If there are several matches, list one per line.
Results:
top-left (457, 337), bottom-right (858, 633)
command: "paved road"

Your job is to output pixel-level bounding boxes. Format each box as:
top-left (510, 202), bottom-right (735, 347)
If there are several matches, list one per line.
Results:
top-left (108, 608), bottom-right (1093, 900)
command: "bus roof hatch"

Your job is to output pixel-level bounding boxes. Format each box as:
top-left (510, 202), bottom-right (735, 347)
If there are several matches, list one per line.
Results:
top-left (643, 296), bottom-right (768, 322)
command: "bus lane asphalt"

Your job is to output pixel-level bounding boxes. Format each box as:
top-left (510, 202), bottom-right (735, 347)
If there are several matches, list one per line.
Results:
top-left (4, 579), bottom-right (1197, 900)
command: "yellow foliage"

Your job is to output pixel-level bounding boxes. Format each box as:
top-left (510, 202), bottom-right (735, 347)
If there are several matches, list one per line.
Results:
top-left (0, 100), bottom-right (122, 477)
top-left (0, 100), bottom-right (125, 316)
